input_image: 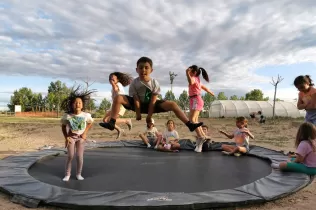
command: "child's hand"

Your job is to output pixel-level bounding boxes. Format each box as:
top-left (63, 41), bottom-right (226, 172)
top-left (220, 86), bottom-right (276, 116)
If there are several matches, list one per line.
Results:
top-left (80, 133), bottom-right (87, 140)
top-left (65, 137), bottom-right (71, 148)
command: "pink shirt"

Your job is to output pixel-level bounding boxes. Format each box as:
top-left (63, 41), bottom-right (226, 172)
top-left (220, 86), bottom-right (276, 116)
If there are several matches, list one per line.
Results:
top-left (299, 87), bottom-right (316, 105)
top-left (188, 76), bottom-right (202, 96)
top-left (296, 140), bottom-right (316, 167)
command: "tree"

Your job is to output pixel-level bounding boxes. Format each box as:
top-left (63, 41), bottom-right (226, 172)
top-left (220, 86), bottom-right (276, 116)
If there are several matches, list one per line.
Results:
top-left (245, 89), bottom-right (264, 101)
top-left (239, 96), bottom-right (245, 100)
top-left (203, 93), bottom-right (216, 110)
top-left (47, 80), bottom-right (71, 115)
top-left (217, 92), bottom-right (228, 100)
top-left (230, 95), bottom-right (238, 100)
top-left (270, 75), bottom-right (284, 118)
top-left (164, 90), bottom-right (176, 101)
top-left (7, 87), bottom-right (34, 112)
top-left (178, 90), bottom-right (189, 111)
top-left (98, 98), bottom-right (111, 112)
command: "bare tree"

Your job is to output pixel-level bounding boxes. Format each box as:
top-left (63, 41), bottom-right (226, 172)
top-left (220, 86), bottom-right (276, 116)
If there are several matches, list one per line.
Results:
top-left (82, 77), bottom-right (95, 91)
top-left (270, 75), bottom-right (284, 118)
top-left (169, 71), bottom-right (178, 93)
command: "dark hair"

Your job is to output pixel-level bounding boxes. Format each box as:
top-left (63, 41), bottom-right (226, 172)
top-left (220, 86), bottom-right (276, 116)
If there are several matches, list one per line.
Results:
top-left (61, 85), bottom-right (96, 114)
top-left (137, 57), bottom-right (153, 68)
top-left (294, 75), bottom-right (314, 87)
top-left (295, 122), bottom-right (316, 152)
top-left (258, 111), bottom-right (262, 115)
top-left (166, 119), bottom-right (175, 129)
top-left (202, 125), bottom-right (208, 130)
top-left (236, 116), bottom-right (248, 127)
top-left (109, 72), bottom-right (133, 87)
top-left (189, 65), bottom-right (209, 82)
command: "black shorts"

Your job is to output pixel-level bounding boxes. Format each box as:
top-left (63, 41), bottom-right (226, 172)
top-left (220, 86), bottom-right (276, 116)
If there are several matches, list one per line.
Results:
top-left (122, 95), bottom-right (166, 113)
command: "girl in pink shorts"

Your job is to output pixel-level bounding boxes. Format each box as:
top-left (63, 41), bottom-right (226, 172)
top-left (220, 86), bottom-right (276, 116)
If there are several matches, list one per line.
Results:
top-left (186, 65), bottom-right (215, 153)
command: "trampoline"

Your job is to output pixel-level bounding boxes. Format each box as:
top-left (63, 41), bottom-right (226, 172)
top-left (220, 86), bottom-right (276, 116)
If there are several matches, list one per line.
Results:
top-left (0, 140), bottom-right (313, 210)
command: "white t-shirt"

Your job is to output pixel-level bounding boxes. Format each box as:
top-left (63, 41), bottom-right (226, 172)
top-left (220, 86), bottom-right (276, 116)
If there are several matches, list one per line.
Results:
top-left (145, 127), bottom-right (158, 139)
top-left (233, 128), bottom-right (249, 147)
top-left (111, 82), bottom-right (125, 100)
top-left (163, 130), bottom-right (179, 143)
top-left (129, 77), bottom-right (161, 103)
top-left (61, 112), bottom-right (94, 135)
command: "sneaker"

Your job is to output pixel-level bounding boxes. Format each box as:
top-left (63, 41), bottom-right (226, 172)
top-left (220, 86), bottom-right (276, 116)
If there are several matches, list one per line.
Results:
top-left (99, 122), bottom-right (115, 131)
top-left (62, 175), bottom-right (70, 182)
top-left (234, 153), bottom-right (241, 157)
top-left (147, 143), bottom-right (151, 148)
top-left (271, 163), bottom-right (280, 169)
top-left (195, 137), bottom-right (206, 153)
top-left (154, 145), bottom-right (158, 150)
top-left (76, 174), bottom-right (84, 180)
top-left (222, 151), bottom-right (232, 155)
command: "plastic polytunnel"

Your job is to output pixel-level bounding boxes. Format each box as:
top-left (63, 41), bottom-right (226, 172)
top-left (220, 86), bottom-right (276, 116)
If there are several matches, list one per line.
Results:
top-left (208, 100), bottom-right (306, 118)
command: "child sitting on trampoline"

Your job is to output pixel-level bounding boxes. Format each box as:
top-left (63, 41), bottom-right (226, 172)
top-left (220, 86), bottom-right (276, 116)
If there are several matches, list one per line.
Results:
top-left (219, 117), bottom-right (254, 157)
top-left (156, 119), bottom-right (180, 152)
top-left (99, 56), bottom-right (203, 132)
top-left (271, 122), bottom-right (316, 175)
top-left (139, 118), bottom-right (162, 148)
top-left (60, 86), bottom-right (95, 181)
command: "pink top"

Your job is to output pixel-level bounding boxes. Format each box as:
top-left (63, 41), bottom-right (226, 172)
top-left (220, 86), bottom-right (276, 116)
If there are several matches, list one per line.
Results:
top-left (188, 76), bottom-right (202, 96)
top-left (299, 87), bottom-right (316, 105)
top-left (296, 140), bottom-right (316, 167)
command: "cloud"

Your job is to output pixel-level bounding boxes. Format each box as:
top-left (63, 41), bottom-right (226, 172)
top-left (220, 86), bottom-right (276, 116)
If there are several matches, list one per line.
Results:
top-left (1, 0), bottom-right (316, 100)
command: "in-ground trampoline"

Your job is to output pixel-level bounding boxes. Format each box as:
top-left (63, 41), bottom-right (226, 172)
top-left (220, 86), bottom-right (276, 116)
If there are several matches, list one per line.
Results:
top-left (0, 140), bottom-right (312, 210)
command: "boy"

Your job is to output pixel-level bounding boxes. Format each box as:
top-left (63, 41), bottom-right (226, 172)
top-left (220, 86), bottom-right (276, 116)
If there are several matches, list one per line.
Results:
top-left (100, 56), bottom-right (203, 131)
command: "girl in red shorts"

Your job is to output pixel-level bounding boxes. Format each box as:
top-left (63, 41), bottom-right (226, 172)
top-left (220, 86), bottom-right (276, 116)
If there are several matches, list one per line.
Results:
top-left (186, 65), bottom-right (215, 153)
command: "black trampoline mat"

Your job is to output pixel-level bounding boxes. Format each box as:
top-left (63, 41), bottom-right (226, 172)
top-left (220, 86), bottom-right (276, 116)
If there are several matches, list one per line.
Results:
top-left (28, 147), bottom-right (272, 193)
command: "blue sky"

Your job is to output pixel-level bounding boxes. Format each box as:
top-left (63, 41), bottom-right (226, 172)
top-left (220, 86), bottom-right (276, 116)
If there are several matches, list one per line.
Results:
top-left (1, 1), bottom-right (316, 110)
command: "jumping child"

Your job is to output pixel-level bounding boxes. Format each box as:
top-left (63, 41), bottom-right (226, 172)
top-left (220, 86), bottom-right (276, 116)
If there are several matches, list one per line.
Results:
top-left (186, 65), bottom-right (215, 153)
top-left (103, 72), bottom-right (133, 139)
top-left (156, 119), bottom-right (181, 152)
top-left (271, 122), bottom-right (316, 175)
top-left (60, 86), bottom-right (95, 181)
top-left (99, 57), bottom-right (203, 132)
top-left (294, 75), bottom-right (316, 124)
top-left (139, 118), bottom-right (162, 148)
top-left (219, 117), bottom-right (254, 157)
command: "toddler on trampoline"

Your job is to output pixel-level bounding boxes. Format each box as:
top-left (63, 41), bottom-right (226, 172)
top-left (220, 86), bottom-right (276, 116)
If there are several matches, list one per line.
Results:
top-left (60, 86), bottom-right (95, 181)
top-left (139, 118), bottom-right (162, 149)
top-left (99, 56), bottom-right (203, 132)
top-left (271, 122), bottom-right (316, 175)
top-left (156, 119), bottom-right (180, 152)
top-left (219, 117), bottom-right (254, 157)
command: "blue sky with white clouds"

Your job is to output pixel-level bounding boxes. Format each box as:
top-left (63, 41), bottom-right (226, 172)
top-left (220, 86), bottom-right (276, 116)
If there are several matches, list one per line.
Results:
top-left (1, 0), bottom-right (316, 110)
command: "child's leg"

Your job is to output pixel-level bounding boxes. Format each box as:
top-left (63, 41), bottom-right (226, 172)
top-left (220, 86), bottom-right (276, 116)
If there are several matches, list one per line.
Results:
top-left (63, 138), bottom-right (76, 181)
top-left (171, 142), bottom-right (180, 150)
top-left (159, 101), bottom-right (203, 132)
top-left (221, 144), bottom-right (237, 154)
top-left (75, 138), bottom-right (85, 180)
top-left (139, 134), bottom-right (151, 148)
top-left (276, 162), bottom-right (316, 175)
top-left (155, 134), bottom-right (162, 149)
top-left (99, 95), bottom-right (131, 130)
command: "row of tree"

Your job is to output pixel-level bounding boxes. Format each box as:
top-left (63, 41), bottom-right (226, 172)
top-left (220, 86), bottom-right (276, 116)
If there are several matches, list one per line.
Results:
top-left (7, 80), bottom-right (276, 115)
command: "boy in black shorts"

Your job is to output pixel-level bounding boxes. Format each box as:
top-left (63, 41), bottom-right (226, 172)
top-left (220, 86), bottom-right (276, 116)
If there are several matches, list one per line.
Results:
top-left (100, 56), bottom-right (203, 131)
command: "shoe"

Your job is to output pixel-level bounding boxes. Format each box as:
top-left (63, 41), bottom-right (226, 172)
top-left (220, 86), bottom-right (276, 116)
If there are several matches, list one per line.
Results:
top-left (195, 137), bottom-right (206, 153)
top-left (222, 151), bottom-right (232, 155)
top-left (76, 174), bottom-right (84, 180)
top-left (99, 122), bottom-right (115, 131)
top-left (271, 163), bottom-right (280, 169)
top-left (234, 153), bottom-right (241, 157)
top-left (62, 175), bottom-right (70, 181)
top-left (147, 144), bottom-right (151, 148)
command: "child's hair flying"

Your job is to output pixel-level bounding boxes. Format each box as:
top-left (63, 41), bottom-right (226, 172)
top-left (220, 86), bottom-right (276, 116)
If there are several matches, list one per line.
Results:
top-left (189, 65), bottom-right (209, 82)
top-left (109, 72), bottom-right (133, 87)
top-left (61, 85), bottom-right (97, 114)
top-left (294, 75), bottom-right (314, 87)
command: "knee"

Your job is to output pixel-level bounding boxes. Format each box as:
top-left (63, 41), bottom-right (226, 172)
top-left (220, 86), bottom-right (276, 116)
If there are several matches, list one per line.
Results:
top-left (67, 155), bottom-right (74, 161)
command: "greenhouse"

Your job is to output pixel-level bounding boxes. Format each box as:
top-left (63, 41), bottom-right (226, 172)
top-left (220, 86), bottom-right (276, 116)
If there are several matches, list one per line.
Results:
top-left (208, 100), bottom-right (305, 118)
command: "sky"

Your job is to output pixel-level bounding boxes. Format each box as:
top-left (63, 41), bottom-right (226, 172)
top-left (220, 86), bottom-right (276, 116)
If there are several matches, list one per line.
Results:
top-left (1, 0), bottom-right (316, 110)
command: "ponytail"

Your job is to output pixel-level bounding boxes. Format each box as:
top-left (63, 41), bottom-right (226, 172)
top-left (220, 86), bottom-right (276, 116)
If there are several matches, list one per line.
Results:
top-left (199, 67), bottom-right (209, 82)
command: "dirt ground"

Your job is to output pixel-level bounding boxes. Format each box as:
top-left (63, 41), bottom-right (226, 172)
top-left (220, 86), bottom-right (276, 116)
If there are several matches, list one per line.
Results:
top-left (0, 116), bottom-right (315, 210)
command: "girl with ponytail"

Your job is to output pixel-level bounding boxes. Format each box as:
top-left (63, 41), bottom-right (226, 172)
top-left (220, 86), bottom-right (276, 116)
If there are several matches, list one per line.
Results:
top-left (186, 65), bottom-right (215, 152)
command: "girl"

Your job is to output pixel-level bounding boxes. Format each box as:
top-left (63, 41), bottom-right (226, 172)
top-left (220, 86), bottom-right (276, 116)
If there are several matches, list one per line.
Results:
top-left (60, 86), bottom-right (95, 181)
top-left (219, 117), bottom-right (254, 157)
top-left (271, 122), bottom-right (316, 175)
top-left (294, 75), bottom-right (316, 124)
top-left (157, 120), bottom-right (181, 152)
top-left (102, 72), bottom-right (133, 138)
top-left (139, 118), bottom-right (162, 148)
top-left (186, 65), bottom-right (215, 153)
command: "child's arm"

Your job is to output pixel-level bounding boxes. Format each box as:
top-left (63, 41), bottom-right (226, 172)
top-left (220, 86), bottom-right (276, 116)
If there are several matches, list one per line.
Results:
top-left (201, 85), bottom-right (215, 96)
top-left (293, 154), bottom-right (304, 163)
top-left (61, 124), bottom-right (69, 148)
top-left (241, 130), bottom-right (254, 139)
top-left (133, 95), bottom-right (142, 120)
top-left (297, 93), bottom-right (307, 110)
top-left (110, 80), bottom-right (119, 93)
top-left (219, 130), bottom-right (234, 139)
top-left (146, 94), bottom-right (158, 124)
top-left (186, 68), bottom-right (194, 85)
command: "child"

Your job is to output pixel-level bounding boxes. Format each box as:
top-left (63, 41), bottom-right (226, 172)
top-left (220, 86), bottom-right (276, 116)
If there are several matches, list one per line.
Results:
top-left (186, 65), bottom-right (215, 153)
top-left (156, 120), bottom-right (181, 152)
top-left (271, 122), bottom-right (316, 175)
top-left (102, 72), bottom-right (133, 139)
top-left (257, 111), bottom-right (266, 124)
top-left (99, 56), bottom-right (203, 132)
top-left (219, 117), bottom-right (254, 157)
top-left (139, 118), bottom-right (161, 148)
top-left (60, 86), bottom-right (95, 181)
top-left (294, 75), bottom-right (316, 124)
